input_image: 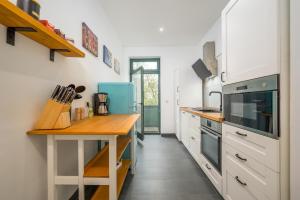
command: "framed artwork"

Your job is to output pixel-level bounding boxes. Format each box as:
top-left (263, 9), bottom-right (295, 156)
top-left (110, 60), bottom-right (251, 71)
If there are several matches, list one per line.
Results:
top-left (103, 45), bottom-right (112, 67)
top-left (82, 23), bottom-right (98, 57)
top-left (114, 58), bottom-right (120, 75)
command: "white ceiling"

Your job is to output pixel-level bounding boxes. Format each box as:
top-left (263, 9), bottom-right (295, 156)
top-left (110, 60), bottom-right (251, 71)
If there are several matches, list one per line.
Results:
top-left (100, 0), bottom-right (229, 46)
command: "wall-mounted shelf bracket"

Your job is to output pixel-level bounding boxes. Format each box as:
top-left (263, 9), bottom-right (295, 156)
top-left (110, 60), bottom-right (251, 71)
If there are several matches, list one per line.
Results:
top-left (50, 49), bottom-right (70, 62)
top-left (6, 27), bottom-right (36, 46)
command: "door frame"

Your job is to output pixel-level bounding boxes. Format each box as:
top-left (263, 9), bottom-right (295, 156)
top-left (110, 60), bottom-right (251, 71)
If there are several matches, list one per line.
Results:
top-left (130, 66), bottom-right (145, 139)
top-left (129, 58), bottom-right (161, 134)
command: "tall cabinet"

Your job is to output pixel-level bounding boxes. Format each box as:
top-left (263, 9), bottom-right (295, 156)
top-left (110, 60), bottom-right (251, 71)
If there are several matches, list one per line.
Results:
top-left (221, 0), bottom-right (290, 200)
top-left (221, 0), bottom-right (281, 85)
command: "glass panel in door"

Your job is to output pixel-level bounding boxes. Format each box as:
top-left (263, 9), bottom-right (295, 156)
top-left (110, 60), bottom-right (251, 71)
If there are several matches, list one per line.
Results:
top-left (131, 67), bottom-right (144, 140)
top-left (144, 74), bottom-right (160, 134)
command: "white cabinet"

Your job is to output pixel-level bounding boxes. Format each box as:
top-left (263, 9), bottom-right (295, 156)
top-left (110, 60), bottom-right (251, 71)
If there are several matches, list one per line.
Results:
top-left (175, 68), bottom-right (203, 140)
top-left (222, 124), bottom-right (280, 200)
top-left (180, 111), bottom-right (190, 147)
top-left (222, 0), bottom-right (280, 84)
top-left (200, 155), bottom-right (223, 194)
top-left (180, 111), bottom-right (201, 163)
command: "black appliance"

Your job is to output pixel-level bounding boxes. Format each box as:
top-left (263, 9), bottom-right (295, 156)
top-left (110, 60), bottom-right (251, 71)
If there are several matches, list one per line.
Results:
top-left (192, 59), bottom-right (212, 80)
top-left (201, 118), bottom-right (222, 173)
top-left (223, 75), bottom-right (279, 139)
top-left (94, 93), bottom-right (109, 115)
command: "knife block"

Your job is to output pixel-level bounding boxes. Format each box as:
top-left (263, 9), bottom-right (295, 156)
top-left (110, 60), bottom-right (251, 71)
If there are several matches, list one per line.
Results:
top-left (34, 99), bottom-right (71, 130)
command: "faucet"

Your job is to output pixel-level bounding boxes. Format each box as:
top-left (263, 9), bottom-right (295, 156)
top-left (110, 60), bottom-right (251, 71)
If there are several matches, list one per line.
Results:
top-left (209, 91), bottom-right (223, 112)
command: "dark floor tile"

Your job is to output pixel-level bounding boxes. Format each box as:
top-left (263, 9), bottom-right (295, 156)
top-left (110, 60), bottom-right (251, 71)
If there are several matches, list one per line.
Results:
top-left (119, 136), bottom-right (223, 200)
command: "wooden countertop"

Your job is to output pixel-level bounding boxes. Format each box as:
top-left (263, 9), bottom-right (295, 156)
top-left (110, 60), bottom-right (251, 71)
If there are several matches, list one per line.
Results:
top-left (181, 107), bottom-right (224, 122)
top-left (28, 114), bottom-right (140, 135)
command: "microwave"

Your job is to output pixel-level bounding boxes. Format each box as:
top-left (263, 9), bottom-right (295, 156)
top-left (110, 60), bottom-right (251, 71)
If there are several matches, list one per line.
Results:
top-left (223, 75), bottom-right (279, 139)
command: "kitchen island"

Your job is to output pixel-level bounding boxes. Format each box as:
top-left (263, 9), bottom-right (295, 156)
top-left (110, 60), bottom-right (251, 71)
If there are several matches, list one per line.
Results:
top-left (28, 114), bottom-right (140, 200)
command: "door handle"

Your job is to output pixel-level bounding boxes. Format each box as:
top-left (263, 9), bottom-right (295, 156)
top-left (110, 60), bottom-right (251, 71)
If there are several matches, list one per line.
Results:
top-left (235, 154), bottom-right (247, 162)
top-left (221, 72), bottom-right (226, 83)
top-left (235, 131), bottom-right (247, 137)
top-left (235, 176), bottom-right (247, 186)
top-left (205, 164), bottom-right (211, 170)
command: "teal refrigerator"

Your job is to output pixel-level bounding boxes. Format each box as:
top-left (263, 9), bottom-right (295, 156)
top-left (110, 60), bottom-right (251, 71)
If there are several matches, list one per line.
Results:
top-left (98, 82), bottom-right (141, 160)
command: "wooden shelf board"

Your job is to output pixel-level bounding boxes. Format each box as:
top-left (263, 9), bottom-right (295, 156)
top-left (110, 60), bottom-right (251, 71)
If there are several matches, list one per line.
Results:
top-left (84, 136), bottom-right (132, 177)
top-left (91, 160), bottom-right (131, 200)
top-left (0, 0), bottom-right (85, 58)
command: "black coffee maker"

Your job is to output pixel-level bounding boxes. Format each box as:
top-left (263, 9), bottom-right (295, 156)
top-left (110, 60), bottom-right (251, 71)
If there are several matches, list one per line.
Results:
top-left (94, 93), bottom-right (109, 115)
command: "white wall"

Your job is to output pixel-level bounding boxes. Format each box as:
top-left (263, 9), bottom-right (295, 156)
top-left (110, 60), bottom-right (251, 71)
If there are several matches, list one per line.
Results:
top-left (197, 18), bottom-right (223, 109)
top-left (0, 0), bottom-right (124, 199)
top-left (291, 0), bottom-right (300, 199)
top-left (124, 46), bottom-right (199, 134)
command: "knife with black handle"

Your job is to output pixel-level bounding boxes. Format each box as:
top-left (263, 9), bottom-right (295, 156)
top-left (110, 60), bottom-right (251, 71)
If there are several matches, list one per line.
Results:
top-left (58, 87), bottom-right (69, 103)
top-left (50, 85), bottom-right (61, 100)
top-left (67, 91), bottom-right (77, 104)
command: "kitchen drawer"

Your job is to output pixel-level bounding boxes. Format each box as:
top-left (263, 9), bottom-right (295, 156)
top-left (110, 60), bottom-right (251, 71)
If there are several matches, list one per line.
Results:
top-left (189, 132), bottom-right (201, 164)
top-left (223, 143), bottom-right (280, 200)
top-left (222, 123), bottom-right (279, 172)
top-left (190, 114), bottom-right (201, 132)
top-left (190, 128), bottom-right (200, 141)
top-left (200, 154), bottom-right (222, 194)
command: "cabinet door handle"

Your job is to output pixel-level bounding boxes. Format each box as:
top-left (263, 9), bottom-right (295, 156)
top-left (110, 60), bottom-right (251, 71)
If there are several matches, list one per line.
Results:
top-left (206, 164), bottom-right (211, 170)
top-left (221, 72), bottom-right (226, 83)
top-left (235, 154), bottom-right (247, 162)
top-left (191, 136), bottom-right (195, 140)
top-left (235, 176), bottom-right (247, 186)
top-left (235, 131), bottom-right (247, 137)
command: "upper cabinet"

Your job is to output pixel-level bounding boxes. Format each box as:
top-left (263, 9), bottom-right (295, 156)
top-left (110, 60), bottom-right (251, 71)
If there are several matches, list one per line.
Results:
top-left (221, 0), bottom-right (280, 84)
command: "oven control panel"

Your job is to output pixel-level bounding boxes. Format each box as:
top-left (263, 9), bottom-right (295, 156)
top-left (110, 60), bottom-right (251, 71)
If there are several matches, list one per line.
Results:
top-left (201, 118), bottom-right (222, 134)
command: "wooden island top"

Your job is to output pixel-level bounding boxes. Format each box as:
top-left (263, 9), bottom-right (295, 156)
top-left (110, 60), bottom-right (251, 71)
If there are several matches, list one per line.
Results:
top-left (181, 107), bottom-right (224, 122)
top-left (28, 114), bottom-right (140, 135)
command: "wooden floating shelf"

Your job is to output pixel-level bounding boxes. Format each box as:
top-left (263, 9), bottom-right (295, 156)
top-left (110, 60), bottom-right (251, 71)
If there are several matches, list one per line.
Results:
top-left (0, 0), bottom-right (85, 59)
top-left (84, 136), bottom-right (132, 177)
top-left (91, 160), bottom-right (132, 200)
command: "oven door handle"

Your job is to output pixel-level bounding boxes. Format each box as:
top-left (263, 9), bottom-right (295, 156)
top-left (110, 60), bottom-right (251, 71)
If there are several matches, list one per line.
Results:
top-left (201, 128), bottom-right (220, 140)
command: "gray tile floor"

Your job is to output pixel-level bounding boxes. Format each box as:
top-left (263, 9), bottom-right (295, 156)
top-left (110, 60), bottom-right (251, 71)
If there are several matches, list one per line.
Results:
top-left (119, 135), bottom-right (223, 200)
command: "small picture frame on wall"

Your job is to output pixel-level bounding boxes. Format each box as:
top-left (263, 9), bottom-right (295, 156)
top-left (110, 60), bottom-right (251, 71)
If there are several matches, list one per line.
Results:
top-left (114, 58), bottom-right (120, 75)
top-left (82, 23), bottom-right (98, 57)
top-left (103, 45), bottom-right (112, 67)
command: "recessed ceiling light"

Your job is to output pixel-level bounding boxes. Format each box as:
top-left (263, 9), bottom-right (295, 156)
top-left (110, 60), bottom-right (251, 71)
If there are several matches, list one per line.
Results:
top-left (159, 27), bottom-right (164, 32)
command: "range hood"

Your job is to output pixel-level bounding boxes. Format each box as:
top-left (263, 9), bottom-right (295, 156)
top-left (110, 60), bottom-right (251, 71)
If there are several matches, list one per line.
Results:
top-left (192, 41), bottom-right (218, 80)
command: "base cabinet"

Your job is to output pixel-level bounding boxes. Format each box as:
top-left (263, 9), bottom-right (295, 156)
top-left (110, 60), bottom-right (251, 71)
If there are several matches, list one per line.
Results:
top-left (199, 155), bottom-right (223, 194)
top-left (222, 124), bottom-right (280, 200)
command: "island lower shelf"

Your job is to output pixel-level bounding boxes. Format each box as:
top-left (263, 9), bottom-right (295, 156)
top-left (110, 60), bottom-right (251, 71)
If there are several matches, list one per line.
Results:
top-left (91, 160), bottom-right (131, 200)
top-left (84, 136), bottom-right (132, 199)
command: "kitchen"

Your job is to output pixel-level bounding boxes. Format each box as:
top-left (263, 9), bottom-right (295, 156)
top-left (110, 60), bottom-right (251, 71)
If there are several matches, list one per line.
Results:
top-left (0, 0), bottom-right (298, 200)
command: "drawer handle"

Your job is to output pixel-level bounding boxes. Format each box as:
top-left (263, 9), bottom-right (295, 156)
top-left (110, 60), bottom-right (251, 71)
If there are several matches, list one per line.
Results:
top-left (206, 164), bottom-right (211, 170)
top-left (236, 131), bottom-right (247, 137)
top-left (192, 115), bottom-right (196, 118)
top-left (235, 176), bottom-right (247, 186)
top-left (235, 154), bottom-right (247, 162)
top-left (191, 136), bottom-right (195, 140)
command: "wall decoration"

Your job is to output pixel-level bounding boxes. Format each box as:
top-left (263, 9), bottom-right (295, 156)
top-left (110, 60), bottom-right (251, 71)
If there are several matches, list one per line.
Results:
top-left (82, 23), bottom-right (98, 57)
top-left (103, 45), bottom-right (112, 67)
top-left (114, 58), bottom-right (120, 75)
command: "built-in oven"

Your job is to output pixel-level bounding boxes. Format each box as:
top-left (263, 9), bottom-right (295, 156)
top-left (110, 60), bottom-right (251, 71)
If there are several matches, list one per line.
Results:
top-left (201, 118), bottom-right (222, 173)
top-left (223, 74), bottom-right (279, 139)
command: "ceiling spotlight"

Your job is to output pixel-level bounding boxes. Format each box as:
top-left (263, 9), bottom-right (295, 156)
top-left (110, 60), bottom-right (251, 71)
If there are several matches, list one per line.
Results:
top-left (159, 27), bottom-right (164, 32)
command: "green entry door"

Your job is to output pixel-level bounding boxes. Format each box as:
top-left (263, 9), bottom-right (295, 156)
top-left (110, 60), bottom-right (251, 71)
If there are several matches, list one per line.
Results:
top-left (130, 58), bottom-right (161, 134)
